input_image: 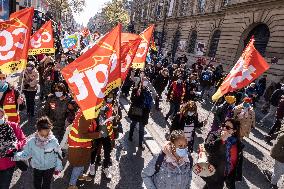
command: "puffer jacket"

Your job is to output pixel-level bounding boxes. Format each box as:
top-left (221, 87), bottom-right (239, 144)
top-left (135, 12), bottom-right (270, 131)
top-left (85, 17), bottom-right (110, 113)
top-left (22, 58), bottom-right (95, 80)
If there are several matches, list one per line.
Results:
top-left (141, 142), bottom-right (192, 189)
top-left (42, 94), bottom-right (69, 141)
top-left (23, 69), bottom-right (39, 91)
top-left (13, 134), bottom-right (63, 171)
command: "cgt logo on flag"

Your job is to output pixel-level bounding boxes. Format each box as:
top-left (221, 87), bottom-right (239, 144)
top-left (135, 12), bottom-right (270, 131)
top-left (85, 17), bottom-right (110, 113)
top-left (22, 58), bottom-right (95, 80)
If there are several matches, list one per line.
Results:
top-left (212, 38), bottom-right (270, 101)
top-left (28, 20), bottom-right (55, 55)
top-left (0, 8), bottom-right (34, 74)
top-left (62, 24), bottom-right (122, 120)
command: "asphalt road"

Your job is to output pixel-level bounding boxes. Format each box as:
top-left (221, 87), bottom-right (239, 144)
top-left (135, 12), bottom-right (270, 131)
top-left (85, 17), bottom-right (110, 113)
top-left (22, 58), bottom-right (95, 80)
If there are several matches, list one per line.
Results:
top-left (9, 89), bottom-right (284, 189)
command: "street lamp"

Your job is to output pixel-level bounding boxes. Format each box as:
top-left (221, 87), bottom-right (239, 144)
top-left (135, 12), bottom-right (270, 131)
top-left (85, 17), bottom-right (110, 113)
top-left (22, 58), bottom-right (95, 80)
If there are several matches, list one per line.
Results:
top-left (159, 0), bottom-right (168, 54)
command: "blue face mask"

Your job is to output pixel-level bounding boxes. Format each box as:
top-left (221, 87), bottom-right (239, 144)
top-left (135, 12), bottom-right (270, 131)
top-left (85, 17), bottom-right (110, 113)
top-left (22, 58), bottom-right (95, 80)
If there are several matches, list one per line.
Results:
top-left (0, 117), bottom-right (5, 125)
top-left (176, 148), bottom-right (188, 157)
top-left (243, 102), bottom-right (250, 108)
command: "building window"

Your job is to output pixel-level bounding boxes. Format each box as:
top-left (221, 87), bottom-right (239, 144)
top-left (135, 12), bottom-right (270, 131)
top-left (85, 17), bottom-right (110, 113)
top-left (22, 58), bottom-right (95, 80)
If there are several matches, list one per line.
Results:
top-left (223, 0), bottom-right (230, 6)
top-left (198, 0), bottom-right (206, 13)
top-left (24, 0), bottom-right (32, 7)
top-left (188, 30), bottom-right (197, 53)
top-left (244, 24), bottom-right (270, 57)
top-left (179, 0), bottom-right (189, 16)
top-left (208, 29), bottom-right (221, 57)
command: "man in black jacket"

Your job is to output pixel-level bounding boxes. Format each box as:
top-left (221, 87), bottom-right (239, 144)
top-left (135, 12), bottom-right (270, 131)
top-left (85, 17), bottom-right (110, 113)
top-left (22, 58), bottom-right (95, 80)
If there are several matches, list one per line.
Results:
top-left (260, 84), bottom-right (284, 124)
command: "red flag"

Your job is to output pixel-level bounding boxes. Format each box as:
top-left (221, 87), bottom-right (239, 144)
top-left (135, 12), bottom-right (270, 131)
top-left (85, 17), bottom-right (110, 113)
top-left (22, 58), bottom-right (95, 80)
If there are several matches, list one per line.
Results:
top-left (0, 8), bottom-right (34, 74)
top-left (132, 25), bottom-right (154, 69)
top-left (212, 38), bottom-right (270, 101)
top-left (28, 21), bottom-right (55, 55)
top-left (61, 24), bottom-right (122, 120)
top-left (121, 33), bottom-right (141, 80)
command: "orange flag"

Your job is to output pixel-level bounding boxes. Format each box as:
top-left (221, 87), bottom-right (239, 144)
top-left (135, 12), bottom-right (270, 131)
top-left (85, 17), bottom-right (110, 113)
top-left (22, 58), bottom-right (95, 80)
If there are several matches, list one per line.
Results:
top-left (28, 21), bottom-right (55, 55)
top-left (61, 24), bottom-right (122, 120)
top-left (121, 33), bottom-right (141, 80)
top-left (132, 25), bottom-right (154, 69)
top-left (212, 38), bottom-right (270, 101)
top-left (0, 8), bottom-right (34, 74)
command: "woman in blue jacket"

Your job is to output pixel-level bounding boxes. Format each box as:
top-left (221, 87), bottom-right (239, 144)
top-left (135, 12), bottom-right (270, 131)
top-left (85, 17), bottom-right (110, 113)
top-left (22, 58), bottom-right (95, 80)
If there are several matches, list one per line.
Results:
top-left (13, 116), bottom-right (63, 189)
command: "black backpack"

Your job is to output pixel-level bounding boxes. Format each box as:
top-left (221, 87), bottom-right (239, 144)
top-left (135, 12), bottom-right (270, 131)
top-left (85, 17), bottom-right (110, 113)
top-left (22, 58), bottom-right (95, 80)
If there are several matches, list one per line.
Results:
top-left (154, 151), bottom-right (193, 174)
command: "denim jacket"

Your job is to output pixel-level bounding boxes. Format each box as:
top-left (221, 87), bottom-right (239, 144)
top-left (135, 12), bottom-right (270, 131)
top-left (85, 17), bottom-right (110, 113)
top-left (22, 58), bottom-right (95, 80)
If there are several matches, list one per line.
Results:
top-left (14, 135), bottom-right (63, 171)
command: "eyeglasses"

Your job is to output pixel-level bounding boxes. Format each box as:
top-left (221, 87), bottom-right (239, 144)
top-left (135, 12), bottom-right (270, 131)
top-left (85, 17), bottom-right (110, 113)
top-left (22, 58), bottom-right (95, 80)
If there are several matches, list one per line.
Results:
top-left (221, 124), bottom-right (233, 130)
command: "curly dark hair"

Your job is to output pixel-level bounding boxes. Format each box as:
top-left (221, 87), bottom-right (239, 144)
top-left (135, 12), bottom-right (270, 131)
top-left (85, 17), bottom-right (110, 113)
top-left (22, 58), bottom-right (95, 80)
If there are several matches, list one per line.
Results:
top-left (224, 118), bottom-right (241, 137)
top-left (169, 130), bottom-right (186, 143)
top-left (36, 116), bottom-right (53, 131)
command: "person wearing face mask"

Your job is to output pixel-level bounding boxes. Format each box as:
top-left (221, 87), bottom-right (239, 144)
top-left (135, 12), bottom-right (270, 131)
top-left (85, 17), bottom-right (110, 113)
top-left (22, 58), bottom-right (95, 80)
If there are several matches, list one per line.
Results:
top-left (165, 75), bottom-right (186, 121)
top-left (260, 84), bottom-right (284, 125)
top-left (128, 78), bottom-right (153, 149)
top-left (23, 61), bottom-right (39, 117)
top-left (0, 71), bottom-right (25, 124)
top-left (41, 82), bottom-right (69, 142)
top-left (142, 130), bottom-right (193, 189)
top-left (170, 101), bottom-right (204, 153)
top-left (13, 116), bottom-right (63, 189)
top-left (201, 119), bottom-right (243, 189)
top-left (0, 108), bottom-right (26, 189)
top-left (233, 97), bottom-right (255, 139)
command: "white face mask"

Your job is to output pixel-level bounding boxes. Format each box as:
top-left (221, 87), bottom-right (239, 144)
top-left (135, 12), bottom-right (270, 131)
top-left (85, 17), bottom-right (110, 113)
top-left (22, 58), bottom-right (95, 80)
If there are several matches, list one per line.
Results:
top-left (281, 87), bottom-right (284, 90)
top-left (188, 112), bottom-right (194, 116)
top-left (177, 79), bottom-right (182, 83)
top-left (107, 98), bottom-right (112, 103)
top-left (55, 92), bottom-right (63, 98)
top-left (143, 81), bottom-right (148, 87)
top-left (0, 117), bottom-right (5, 125)
top-left (26, 67), bottom-right (33, 71)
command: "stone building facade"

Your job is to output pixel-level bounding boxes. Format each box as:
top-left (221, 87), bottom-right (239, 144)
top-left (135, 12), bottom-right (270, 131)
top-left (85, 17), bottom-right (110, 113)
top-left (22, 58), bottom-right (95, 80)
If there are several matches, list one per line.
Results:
top-left (130, 0), bottom-right (284, 82)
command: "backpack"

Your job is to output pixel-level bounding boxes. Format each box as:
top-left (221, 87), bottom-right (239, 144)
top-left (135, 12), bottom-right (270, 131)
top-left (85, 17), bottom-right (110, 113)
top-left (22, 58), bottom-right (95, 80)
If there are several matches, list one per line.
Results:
top-left (154, 151), bottom-right (193, 174)
top-left (202, 71), bottom-right (212, 81)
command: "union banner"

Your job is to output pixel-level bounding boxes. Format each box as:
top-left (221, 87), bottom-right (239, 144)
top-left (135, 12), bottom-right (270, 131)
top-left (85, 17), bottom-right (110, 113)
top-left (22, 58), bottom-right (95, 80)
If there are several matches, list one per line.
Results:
top-left (61, 24), bottom-right (122, 120)
top-left (28, 20), bottom-right (55, 55)
top-left (121, 33), bottom-right (141, 80)
top-left (132, 25), bottom-right (154, 69)
top-left (212, 38), bottom-right (270, 101)
top-left (0, 8), bottom-right (34, 74)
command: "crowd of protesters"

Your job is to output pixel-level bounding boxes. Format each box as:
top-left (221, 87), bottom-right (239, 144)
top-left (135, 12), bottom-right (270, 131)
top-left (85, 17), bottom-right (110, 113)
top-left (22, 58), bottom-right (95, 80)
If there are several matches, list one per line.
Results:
top-left (0, 47), bottom-right (283, 189)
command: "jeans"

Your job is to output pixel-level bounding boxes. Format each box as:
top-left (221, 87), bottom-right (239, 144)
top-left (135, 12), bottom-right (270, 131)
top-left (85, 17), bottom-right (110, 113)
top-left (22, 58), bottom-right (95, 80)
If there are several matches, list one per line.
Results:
top-left (271, 160), bottom-right (284, 186)
top-left (261, 105), bottom-right (277, 123)
top-left (129, 121), bottom-right (145, 146)
top-left (24, 90), bottom-right (37, 116)
top-left (69, 166), bottom-right (84, 186)
top-left (0, 167), bottom-right (15, 189)
top-left (33, 168), bottom-right (55, 189)
top-left (166, 102), bottom-right (180, 118)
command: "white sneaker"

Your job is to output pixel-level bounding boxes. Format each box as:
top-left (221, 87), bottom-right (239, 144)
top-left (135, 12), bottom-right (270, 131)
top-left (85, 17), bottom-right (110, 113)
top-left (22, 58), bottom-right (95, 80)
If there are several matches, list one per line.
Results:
top-left (89, 164), bottom-right (95, 176)
top-left (103, 168), bottom-right (112, 179)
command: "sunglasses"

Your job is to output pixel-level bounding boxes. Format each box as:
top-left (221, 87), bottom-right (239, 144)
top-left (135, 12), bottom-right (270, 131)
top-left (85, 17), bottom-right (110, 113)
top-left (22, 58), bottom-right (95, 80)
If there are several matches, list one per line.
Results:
top-left (222, 124), bottom-right (233, 130)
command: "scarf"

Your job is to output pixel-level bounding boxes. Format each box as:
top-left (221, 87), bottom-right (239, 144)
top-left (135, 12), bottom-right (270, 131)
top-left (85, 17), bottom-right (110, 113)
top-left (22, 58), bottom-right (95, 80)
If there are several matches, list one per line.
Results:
top-left (35, 132), bottom-right (54, 149)
top-left (224, 136), bottom-right (237, 176)
top-left (0, 83), bottom-right (8, 93)
top-left (0, 123), bottom-right (18, 158)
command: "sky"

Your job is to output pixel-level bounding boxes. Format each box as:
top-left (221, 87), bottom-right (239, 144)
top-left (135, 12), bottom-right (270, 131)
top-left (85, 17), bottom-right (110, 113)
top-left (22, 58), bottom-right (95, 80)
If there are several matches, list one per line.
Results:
top-left (73, 0), bottom-right (110, 26)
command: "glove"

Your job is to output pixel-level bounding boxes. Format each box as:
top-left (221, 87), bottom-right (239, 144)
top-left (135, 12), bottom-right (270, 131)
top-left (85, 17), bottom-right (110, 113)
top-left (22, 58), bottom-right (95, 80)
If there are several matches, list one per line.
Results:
top-left (54, 170), bottom-right (61, 176)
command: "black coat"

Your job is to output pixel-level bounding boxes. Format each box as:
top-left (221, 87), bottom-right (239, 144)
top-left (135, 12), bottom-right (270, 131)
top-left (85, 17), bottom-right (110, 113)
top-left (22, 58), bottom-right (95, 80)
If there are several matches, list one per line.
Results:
top-left (128, 87), bottom-right (152, 125)
top-left (203, 131), bottom-right (244, 184)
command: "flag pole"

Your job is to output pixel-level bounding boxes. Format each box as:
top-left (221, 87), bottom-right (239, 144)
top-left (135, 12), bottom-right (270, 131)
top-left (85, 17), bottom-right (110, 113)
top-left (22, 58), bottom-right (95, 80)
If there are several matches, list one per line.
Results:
top-left (17, 70), bottom-right (25, 112)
